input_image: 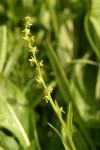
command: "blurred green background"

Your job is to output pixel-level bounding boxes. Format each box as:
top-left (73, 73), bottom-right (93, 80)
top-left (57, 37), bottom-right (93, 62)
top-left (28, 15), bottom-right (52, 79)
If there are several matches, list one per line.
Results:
top-left (0, 0), bottom-right (100, 150)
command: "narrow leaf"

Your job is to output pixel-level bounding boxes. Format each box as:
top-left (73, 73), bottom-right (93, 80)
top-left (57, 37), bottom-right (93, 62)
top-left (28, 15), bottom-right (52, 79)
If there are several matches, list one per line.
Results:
top-left (0, 26), bottom-right (7, 73)
top-left (47, 123), bottom-right (70, 150)
top-left (67, 103), bottom-right (73, 137)
top-left (89, 0), bottom-right (100, 39)
top-left (31, 110), bottom-right (41, 150)
top-left (3, 41), bottom-right (22, 77)
top-left (95, 66), bottom-right (100, 100)
top-left (84, 0), bottom-right (100, 60)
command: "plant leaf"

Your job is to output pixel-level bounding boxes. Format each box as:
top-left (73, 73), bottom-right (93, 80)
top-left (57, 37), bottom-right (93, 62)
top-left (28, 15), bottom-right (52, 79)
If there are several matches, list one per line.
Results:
top-left (84, 0), bottom-right (100, 60)
top-left (67, 103), bottom-right (73, 137)
top-left (89, 0), bottom-right (100, 39)
top-left (0, 75), bottom-right (31, 148)
top-left (95, 65), bottom-right (100, 100)
top-left (3, 38), bottom-right (22, 77)
top-left (30, 110), bottom-right (41, 150)
top-left (47, 123), bottom-right (70, 150)
top-left (0, 130), bottom-right (20, 150)
top-left (0, 95), bottom-right (30, 149)
top-left (0, 26), bottom-right (7, 73)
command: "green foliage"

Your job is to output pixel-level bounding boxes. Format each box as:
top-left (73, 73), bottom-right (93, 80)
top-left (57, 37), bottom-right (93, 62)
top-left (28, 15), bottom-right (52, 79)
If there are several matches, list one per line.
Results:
top-left (0, 131), bottom-right (19, 150)
top-left (0, 0), bottom-right (100, 150)
top-left (0, 75), bottom-right (30, 148)
top-left (0, 26), bottom-right (7, 73)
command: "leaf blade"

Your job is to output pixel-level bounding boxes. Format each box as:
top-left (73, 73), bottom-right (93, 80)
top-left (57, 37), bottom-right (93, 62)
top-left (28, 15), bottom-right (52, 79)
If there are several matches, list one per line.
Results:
top-left (0, 75), bottom-right (32, 148)
top-left (0, 95), bottom-right (30, 148)
top-left (0, 26), bottom-right (7, 73)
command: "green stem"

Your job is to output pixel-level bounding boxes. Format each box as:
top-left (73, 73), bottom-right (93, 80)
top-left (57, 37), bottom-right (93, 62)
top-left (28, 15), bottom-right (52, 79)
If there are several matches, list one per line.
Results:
top-left (23, 17), bottom-right (76, 150)
top-left (33, 48), bottom-right (76, 150)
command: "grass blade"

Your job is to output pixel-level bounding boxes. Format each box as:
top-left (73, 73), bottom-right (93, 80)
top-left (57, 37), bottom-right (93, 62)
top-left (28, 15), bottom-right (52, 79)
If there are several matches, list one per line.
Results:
top-left (67, 103), bottom-right (73, 137)
top-left (3, 41), bottom-right (22, 77)
top-left (31, 110), bottom-right (41, 150)
top-left (95, 65), bottom-right (100, 100)
top-left (47, 123), bottom-right (70, 150)
top-left (0, 26), bottom-right (7, 73)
